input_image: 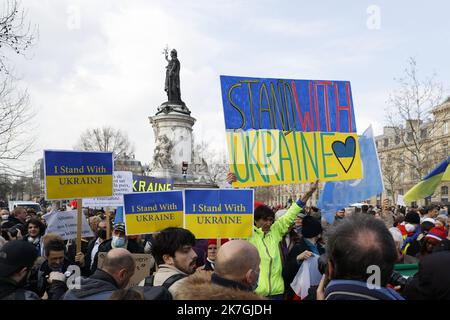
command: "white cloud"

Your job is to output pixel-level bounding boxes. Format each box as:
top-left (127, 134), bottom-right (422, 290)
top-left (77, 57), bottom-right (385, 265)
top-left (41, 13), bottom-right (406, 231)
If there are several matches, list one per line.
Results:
top-left (6, 0), bottom-right (448, 175)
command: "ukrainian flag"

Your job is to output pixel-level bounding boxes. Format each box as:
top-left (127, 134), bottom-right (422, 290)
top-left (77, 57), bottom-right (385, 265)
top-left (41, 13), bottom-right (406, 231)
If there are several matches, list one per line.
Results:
top-left (404, 156), bottom-right (450, 203)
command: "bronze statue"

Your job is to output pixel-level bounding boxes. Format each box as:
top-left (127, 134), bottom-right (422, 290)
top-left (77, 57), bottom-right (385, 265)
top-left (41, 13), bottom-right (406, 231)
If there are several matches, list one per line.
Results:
top-left (164, 48), bottom-right (181, 103)
top-left (157, 46), bottom-right (190, 116)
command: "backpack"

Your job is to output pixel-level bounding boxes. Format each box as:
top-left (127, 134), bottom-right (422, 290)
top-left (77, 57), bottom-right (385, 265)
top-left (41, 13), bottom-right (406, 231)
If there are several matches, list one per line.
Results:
top-left (141, 273), bottom-right (186, 300)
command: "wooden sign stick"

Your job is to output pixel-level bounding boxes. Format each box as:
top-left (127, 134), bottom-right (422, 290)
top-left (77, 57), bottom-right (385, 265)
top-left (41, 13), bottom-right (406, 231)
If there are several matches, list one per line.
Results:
top-left (76, 199), bottom-right (82, 254)
top-left (106, 208), bottom-right (111, 240)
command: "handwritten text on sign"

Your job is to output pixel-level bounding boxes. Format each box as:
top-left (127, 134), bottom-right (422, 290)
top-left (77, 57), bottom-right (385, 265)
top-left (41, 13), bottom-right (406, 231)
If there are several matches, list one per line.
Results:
top-left (220, 76), bottom-right (362, 187)
top-left (184, 189), bottom-right (254, 239)
top-left (123, 191), bottom-right (183, 235)
top-left (43, 210), bottom-right (94, 240)
top-left (44, 150), bottom-right (113, 200)
top-left (83, 171), bottom-right (133, 207)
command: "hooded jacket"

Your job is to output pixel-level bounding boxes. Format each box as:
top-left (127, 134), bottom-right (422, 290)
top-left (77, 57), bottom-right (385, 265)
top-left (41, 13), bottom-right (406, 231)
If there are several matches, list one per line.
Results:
top-left (248, 201), bottom-right (304, 297)
top-left (176, 271), bottom-right (264, 300)
top-left (63, 269), bottom-right (119, 300)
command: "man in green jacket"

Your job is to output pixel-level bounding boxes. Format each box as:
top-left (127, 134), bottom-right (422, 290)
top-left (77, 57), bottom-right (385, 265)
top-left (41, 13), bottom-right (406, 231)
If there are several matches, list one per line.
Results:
top-left (226, 173), bottom-right (319, 299)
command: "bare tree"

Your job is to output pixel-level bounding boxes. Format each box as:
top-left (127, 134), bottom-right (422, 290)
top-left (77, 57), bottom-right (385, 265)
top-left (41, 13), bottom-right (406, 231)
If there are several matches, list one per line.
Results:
top-left (0, 76), bottom-right (35, 177)
top-left (75, 126), bottom-right (135, 159)
top-left (0, 0), bottom-right (38, 74)
top-left (386, 57), bottom-right (446, 179)
top-left (380, 155), bottom-right (402, 204)
top-left (0, 1), bottom-right (36, 178)
top-left (192, 139), bottom-right (228, 185)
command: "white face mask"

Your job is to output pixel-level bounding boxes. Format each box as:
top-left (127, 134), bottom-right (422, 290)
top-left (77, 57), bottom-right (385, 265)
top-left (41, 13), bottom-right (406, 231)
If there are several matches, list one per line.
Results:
top-left (405, 223), bottom-right (416, 233)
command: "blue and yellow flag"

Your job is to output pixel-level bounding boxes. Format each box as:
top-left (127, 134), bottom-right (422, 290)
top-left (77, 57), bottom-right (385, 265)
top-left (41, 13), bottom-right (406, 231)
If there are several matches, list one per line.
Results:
top-left (404, 156), bottom-right (450, 203)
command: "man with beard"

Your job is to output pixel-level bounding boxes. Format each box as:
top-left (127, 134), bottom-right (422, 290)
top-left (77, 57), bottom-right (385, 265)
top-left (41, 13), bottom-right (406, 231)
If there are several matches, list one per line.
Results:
top-left (0, 241), bottom-right (65, 300)
top-left (141, 227), bottom-right (197, 299)
top-left (0, 241), bottom-right (39, 299)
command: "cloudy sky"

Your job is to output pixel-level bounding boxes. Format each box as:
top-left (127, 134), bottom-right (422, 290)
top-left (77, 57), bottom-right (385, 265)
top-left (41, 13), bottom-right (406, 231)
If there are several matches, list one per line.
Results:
top-left (6, 0), bottom-right (450, 173)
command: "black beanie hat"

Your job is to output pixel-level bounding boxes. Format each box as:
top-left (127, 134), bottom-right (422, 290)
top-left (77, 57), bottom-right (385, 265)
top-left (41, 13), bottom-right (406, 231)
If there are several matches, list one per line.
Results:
top-left (405, 211), bottom-right (420, 224)
top-left (301, 215), bottom-right (322, 238)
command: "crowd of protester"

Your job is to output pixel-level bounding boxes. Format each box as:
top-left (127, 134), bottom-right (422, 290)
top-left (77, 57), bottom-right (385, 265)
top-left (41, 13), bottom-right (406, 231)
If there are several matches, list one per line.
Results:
top-left (1, 182), bottom-right (450, 300)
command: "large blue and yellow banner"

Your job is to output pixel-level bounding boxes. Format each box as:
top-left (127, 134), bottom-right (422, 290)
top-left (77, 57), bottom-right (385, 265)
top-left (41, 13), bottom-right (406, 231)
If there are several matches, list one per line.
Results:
top-left (220, 76), bottom-right (362, 187)
top-left (184, 189), bottom-right (254, 239)
top-left (123, 191), bottom-right (183, 235)
top-left (44, 150), bottom-right (114, 200)
top-left (132, 175), bottom-right (174, 192)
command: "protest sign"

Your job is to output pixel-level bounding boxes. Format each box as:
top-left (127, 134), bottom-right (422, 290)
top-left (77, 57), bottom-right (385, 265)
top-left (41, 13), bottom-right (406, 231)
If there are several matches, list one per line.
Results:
top-left (43, 210), bottom-right (94, 240)
top-left (397, 194), bottom-right (405, 207)
top-left (97, 252), bottom-right (154, 289)
top-left (83, 171), bottom-right (133, 207)
top-left (317, 126), bottom-right (384, 223)
top-left (133, 175), bottom-right (174, 192)
top-left (184, 189), bottom-right (254, 239)
top-left (220, 76), bottom-right (362, 187)
top-left (123, 190), bottom-right (183, 235)
top-left (44, 150), bottom-right (114, 200)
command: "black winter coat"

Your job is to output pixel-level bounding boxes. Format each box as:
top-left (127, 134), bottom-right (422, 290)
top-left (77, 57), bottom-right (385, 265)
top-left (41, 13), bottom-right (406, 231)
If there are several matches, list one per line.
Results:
top-left (282, 237), bottom-right (325, 300)
top-left (0, 278), bottom-right (40, 300)
top-left (402, 251), bottom-right (450, 300)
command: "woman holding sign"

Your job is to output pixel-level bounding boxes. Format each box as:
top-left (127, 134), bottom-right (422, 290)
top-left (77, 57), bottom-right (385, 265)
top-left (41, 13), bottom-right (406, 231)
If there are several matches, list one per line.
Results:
top-left (227, 173), bottom-right (319, 299)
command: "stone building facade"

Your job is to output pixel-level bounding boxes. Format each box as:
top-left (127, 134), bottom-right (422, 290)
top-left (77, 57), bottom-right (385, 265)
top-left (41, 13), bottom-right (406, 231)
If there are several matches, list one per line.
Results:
top-left (374, 98), bottom-right (450, 206)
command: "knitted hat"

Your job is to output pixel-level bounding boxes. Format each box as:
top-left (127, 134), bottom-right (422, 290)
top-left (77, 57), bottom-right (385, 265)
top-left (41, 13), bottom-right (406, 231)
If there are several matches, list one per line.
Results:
top-left (425, 226), bottom-right (447, 241)
top-left (113, 222), bottom-right (126, 233)
top-left (254, 201), bottom-right (265, 210)
top-left (301, 215), bottom-right (322, 238)
top-left (405, 211), bottom-right (420, 224)
top-left (207, 239), bottom-right (229, 246)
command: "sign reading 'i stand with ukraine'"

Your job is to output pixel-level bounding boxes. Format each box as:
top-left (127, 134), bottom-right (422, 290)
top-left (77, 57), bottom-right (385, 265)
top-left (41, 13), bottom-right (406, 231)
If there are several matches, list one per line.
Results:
top-left (44, 150), bottom-right (114, 200)
top-left (123, 191), bottom-right (183, 235)
top-left (184, 189), bottom-right (254, 239)
top-left (220, 75), bottom-right (363, 187)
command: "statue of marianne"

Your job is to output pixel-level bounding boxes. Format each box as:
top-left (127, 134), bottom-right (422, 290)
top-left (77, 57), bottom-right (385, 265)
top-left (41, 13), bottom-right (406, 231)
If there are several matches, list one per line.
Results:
top-left (164, 48), bottom-right (181, 103)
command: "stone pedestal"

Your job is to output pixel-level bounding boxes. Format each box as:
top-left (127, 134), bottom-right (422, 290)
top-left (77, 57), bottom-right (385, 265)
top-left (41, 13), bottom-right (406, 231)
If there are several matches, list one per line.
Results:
top-left (149, 103), bottom-right (217, 187)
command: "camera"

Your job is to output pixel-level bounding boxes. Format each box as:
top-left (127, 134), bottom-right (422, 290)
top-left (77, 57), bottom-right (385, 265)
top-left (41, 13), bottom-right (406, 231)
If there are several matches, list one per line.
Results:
top-left (5, 224), bottom-right (24, 239)
top-left (389, 271), bottom-right (410, 289)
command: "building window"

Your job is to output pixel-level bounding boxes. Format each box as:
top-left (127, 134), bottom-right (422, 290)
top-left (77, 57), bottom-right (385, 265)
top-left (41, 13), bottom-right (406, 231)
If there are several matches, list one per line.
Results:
top-left (444, 121), bottom-right (449, 135)
top-left (383, 138), bottom-right (389, 147)
top-left (395, 136), bottom-right (400, 145)
top-left (442, 186), bottom-right (449, 195)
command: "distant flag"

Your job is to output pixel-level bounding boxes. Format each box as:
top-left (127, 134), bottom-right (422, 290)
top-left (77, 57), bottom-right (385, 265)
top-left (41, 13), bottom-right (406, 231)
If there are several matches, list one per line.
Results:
top-left (114, 206), bottom-right (124, 224)
top-left (403, 156), bottom-right (450, 203)
top-left (317, 125), bottom-right (384, 224)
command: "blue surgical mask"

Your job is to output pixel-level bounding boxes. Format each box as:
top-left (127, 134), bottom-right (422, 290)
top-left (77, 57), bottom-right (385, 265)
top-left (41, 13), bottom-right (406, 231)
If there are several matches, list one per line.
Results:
top-left (112, 236), bottom-right (126, 248)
